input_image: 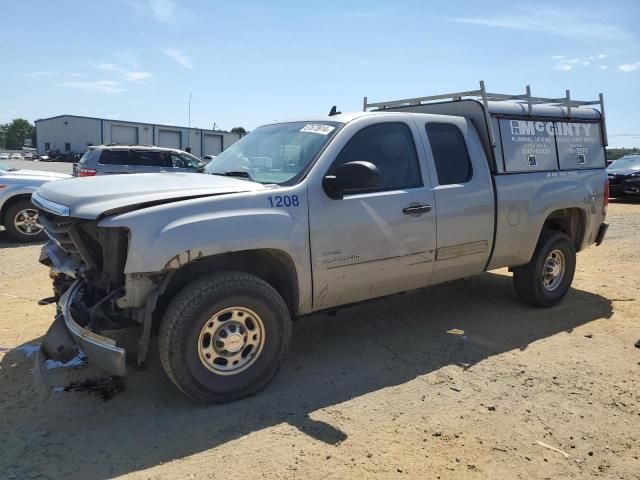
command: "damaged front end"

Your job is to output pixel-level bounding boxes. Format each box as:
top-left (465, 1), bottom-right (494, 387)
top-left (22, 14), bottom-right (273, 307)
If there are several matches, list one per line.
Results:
top-left (35, 203), bottom-right (146, 397)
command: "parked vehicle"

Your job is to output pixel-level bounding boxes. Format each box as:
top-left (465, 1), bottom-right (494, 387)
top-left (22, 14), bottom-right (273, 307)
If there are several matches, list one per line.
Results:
top-left (34, 83), bottom-right (609, 402)
top-left (56, 152), bottom-right (81, 163)
top-left (0, 163), bottom-right (70, 242)
top-left (10, 153), bottom-right (22, 160)
top-left (0, 153), bottom-right (9, 161)
top-left (607, 155), bottom-right (640, 197)
top-left (202, 154), bottom-right (217, 164)
top-left (47, 149), bottom-right (62, 160)
top-left (73, 145), bottom-right (206, 177)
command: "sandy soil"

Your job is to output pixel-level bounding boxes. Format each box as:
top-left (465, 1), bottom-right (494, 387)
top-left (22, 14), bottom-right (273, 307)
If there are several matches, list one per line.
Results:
top-left (0, 201), bottom-right (638, 479)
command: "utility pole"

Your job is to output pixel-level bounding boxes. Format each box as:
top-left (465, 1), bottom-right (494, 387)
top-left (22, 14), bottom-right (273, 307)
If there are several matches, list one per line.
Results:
top-left (187, 92), bottom-right (192, 152)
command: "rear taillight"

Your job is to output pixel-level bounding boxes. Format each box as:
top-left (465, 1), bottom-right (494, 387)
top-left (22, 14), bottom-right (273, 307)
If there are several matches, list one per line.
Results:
top-left (79, 168), bottom-right (97, 177)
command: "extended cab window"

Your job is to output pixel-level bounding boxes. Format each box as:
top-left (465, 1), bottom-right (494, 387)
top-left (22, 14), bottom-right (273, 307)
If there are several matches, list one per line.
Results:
top-left (332, 122), bottom-right (421, 192)
top-left (425, 123), bottom-right (472, 185)
top-left (99, 150), bottom-right (130, 165)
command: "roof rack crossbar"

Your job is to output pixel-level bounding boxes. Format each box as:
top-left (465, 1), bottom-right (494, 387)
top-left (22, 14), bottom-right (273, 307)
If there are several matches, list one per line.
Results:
top-left (363, 82), bottom-right (603, 113)
top-left (363, 81), bottom-right (607, 147)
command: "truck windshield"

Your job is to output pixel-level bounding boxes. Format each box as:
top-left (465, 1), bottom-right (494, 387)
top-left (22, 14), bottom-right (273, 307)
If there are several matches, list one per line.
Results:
top-left (205, 121), bottom-right (341, 184)
top-left (609, 156), bottom-right (640, 170)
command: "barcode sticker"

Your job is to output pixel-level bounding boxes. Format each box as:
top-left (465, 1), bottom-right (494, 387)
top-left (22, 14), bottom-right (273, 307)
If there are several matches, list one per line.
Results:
top-left (300, 124), bottom-right (335, 135)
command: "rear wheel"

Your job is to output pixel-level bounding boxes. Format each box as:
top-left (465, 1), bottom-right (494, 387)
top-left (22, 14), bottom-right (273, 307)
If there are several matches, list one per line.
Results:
top-left (3, 198), bottom-right (45, 242)
top-left (513, 230), bottom-right (576, 307)
top-left (159, 272), bottom-right (292, 403)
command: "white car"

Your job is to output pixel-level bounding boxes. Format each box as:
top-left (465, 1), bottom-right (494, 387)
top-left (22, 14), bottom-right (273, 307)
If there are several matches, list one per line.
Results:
top-left (10, 153), bottom-right (22, 160)
top-left (0, 153), bottom-right (9, 160)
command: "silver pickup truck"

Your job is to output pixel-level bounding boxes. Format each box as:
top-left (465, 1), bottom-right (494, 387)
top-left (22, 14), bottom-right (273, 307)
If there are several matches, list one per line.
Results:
top-left (33, 83), bottom-right (609, 402)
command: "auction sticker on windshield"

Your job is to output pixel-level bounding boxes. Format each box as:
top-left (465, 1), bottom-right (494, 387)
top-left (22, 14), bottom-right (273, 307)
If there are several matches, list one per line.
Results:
top-left (300, 124), bottom-right (335, 135)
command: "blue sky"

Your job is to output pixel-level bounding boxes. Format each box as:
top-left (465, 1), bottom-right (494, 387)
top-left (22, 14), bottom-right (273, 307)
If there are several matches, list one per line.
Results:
top-left (1, 0), bottom-right (639, 147)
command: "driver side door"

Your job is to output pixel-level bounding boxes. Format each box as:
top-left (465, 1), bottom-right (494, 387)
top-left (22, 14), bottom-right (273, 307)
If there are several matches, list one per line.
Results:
top-left (308, 120), bottom-right (437, 310)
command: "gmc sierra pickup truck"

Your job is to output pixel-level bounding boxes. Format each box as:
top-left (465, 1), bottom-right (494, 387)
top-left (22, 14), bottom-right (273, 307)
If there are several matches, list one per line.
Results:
top-left (33, 83), bottom-right (609, 402)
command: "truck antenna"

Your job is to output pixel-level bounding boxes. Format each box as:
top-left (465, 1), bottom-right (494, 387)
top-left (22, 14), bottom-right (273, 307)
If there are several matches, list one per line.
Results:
top-left (328, 105), bottom-right (341, 116)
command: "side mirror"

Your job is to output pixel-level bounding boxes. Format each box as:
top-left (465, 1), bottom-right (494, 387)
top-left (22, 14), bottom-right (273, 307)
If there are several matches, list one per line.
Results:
top-left (323, 161), bottom-right (380, 199)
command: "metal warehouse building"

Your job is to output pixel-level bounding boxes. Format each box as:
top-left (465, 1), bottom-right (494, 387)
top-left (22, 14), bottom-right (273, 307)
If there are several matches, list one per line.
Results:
top-left (34, 115), bottom-right (241, 157)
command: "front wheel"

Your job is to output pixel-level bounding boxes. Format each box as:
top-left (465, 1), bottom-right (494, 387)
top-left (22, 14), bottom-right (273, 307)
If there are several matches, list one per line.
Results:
top-left (3, 198), bottom-right (46, 243)
top-left (512, 230), bottom-right (576, 307)
top-left (158, 272), bottom-right (292, 403)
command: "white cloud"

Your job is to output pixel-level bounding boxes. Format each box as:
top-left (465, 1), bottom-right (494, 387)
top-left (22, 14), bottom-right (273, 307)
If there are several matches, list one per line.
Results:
top-left (160, 48), bottom-right (193, 69)
top-left (57, 80), bottom-right (126, 93)
top-left (97, 63), bottom-right (121, 71)
top-left (552, 56), bottom-right (604, 71)
top-left (600, 65), bottom-right (608, 70)
top-left (556, 63), bottom-right (573, 71)
top-left (589, 54), bottom-right (607, 60)
top-left (619, 62), bottom-right (640, 72)
top-left (124, 71), bottom-right (153, 82)
top-left (148, 0), bottom-right (175, 23)
top-left (448, 6), bottom-right (631, 41)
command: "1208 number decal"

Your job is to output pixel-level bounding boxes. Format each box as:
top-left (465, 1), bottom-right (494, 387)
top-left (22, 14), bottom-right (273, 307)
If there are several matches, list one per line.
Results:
top-left (267, 195), bottom-right (300, 207)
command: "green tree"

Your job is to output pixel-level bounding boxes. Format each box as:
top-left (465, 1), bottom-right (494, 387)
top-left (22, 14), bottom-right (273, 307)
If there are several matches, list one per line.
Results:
top-left (0, 124), bottom-right (8, 149)
top-left (606, 147), bottom-right (640, 161)
top-left (231, 127), bottom-right (247, 135)
top-left (3, 119), bottom-right (33, 150)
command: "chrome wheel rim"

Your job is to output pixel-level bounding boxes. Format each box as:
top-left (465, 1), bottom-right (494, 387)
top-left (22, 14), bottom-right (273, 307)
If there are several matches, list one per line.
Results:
top-left (197, 306), bottom-right (265, 376)
top-left (14, 208), bottom-right (43, 236)
top-left (542, 249), bottom-right (565, 291)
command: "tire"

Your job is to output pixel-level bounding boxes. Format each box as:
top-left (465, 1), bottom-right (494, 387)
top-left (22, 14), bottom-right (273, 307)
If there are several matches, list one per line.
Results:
top-left (3, 198), bottom-right (46, 243)
top-left (159, 272), bottom-right (292, 403)
top-left (512, 230), bottom-right (576, 307)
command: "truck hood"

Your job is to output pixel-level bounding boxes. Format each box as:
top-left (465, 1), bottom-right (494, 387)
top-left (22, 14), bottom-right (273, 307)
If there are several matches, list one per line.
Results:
top-left (607, 167), bottom-right (640, 176)
top-left (35, 172), bottom-right (266, 219)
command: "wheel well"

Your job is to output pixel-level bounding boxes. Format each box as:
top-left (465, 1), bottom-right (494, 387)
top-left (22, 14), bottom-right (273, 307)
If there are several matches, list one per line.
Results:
top-left (542, 208), bottom-right (586, 251)
top-left (0, 194), bottom-right (33, 224)
top-left (155, 249), bottom-right (299, 324)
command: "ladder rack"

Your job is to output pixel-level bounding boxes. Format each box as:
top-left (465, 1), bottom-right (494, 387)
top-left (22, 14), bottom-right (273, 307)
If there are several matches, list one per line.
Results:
top-left (363, 81), bottom-right (607, 146)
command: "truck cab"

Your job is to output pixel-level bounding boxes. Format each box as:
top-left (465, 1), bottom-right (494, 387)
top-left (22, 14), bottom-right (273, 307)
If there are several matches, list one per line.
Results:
top-left (33, 83), bottom-right (609, 402)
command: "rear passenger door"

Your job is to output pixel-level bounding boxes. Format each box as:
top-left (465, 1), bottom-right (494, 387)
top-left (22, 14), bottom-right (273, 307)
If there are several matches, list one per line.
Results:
top-left (132, 150), bottom-right (173, 174)
top-left (97, 150), bottom-right (134, 174)
top-left (169, 152), bottom-right (205, 172)
top-left (418, 120), bottom-right (495, 285)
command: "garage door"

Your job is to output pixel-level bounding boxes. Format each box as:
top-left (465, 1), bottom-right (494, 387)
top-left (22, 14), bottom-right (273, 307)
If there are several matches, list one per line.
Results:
top-left (158, 130), bottom-right (181, 149)
top-left (203, 134), bottom-right (223, 156)
top-left (111, 125), bottom-right (138, 145)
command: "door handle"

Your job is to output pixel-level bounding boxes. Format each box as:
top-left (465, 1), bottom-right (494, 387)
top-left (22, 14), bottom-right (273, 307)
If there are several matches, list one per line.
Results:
top-left (403, 204), bottom-right (432, 215)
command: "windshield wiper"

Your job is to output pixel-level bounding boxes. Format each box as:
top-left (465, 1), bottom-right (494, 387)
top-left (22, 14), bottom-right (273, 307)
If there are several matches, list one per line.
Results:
top-left (212, 171), bottom-right (256, 182)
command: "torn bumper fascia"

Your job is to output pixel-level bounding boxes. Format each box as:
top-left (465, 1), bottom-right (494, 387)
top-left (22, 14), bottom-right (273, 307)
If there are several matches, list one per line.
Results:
top-left (35, 280), bottom-right (127, 397)
top-left (40, 240), bottom-right (83, 277)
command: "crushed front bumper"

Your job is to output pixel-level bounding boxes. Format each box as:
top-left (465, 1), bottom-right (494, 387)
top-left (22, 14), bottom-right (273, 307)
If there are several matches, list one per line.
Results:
top-left (35, 280), bottom-right (127, 397)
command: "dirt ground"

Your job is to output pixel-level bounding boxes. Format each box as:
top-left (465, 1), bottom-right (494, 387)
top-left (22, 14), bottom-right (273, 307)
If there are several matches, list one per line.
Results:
top-left (0, 201), bottom-right (638, 480)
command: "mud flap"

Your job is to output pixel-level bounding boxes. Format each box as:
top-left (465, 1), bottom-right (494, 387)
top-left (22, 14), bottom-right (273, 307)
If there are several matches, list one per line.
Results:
top-left (595, 223), bottom-right (608, 246)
